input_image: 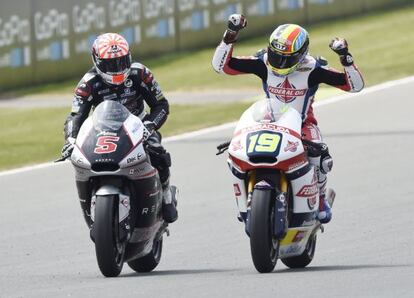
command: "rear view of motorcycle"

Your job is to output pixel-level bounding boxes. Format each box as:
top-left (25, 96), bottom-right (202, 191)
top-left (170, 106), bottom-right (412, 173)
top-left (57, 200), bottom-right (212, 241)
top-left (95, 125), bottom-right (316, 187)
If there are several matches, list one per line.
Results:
top-left (60, 101), bottom-right (174, 277)
top-left (217, 99), bottom-right (334, 273)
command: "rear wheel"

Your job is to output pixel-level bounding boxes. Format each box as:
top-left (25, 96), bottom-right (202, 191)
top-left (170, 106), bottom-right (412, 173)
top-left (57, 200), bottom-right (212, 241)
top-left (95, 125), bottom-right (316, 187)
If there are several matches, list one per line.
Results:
top-left (94, 195), bottom-right (124, 277)
top-left (128, 236), bottom-right (163, 273)
top-left (250, 189), bottom-right (279, 273)
top-left (281, 233), bottom-right (317, 268)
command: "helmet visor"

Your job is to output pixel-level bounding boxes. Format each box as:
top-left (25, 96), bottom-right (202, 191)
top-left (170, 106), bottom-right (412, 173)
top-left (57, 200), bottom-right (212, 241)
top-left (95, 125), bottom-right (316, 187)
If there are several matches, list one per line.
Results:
top-left (267, 47), bottom-right (304, 70)
top-left (95, 55), bottom-right (131, 74)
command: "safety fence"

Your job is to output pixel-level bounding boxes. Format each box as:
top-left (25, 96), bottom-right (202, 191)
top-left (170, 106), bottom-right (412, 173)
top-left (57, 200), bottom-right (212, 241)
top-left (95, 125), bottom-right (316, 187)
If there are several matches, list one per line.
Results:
top-left (0, 0), bottom-right (410, 92)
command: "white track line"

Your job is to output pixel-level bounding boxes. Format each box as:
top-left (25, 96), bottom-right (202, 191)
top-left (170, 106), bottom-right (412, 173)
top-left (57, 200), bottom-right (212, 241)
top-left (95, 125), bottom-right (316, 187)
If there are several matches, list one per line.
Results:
top-left (1, 75), bottom-right (413, 177)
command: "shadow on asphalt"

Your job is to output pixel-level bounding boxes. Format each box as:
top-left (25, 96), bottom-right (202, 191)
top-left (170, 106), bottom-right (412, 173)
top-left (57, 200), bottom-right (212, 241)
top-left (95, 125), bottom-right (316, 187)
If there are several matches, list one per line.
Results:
top-left (120, 268), bottom-right (235, 278)
top-left (276, 263), bottom-right (413, 273)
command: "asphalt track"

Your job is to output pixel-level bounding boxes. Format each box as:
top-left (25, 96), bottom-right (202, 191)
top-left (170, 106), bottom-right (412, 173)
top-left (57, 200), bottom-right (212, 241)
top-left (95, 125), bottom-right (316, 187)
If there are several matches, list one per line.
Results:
top-left (1, 80), bottom-right (414, 298)
top-left (0, 89), bottom-right (260, 108)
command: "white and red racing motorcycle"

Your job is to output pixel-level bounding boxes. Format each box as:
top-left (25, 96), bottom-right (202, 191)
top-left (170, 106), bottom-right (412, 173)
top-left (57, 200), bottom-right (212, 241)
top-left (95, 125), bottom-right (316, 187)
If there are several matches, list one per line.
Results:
top-left (217, 98), bottom-right (334, 273)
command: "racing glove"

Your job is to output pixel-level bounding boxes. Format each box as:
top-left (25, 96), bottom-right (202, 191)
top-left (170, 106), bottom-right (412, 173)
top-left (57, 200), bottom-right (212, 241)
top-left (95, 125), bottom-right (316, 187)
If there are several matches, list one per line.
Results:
top-left (143, 121), bottom-right (156, 141)
top-left (329, 37), bottom-right (354, 67)
top-left (61, 137), bottom-right (75, 160)
top-left (223, 14), bottom-right (247, 44)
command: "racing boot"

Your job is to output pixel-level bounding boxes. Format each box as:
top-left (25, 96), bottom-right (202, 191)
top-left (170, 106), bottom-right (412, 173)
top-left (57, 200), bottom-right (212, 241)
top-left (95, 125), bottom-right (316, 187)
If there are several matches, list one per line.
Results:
top-left (157, 162), bottom-right (178, 223)
top-left (318, 187), bottom-right (336, 224)
top-left (318, 193), bottom-right (332, 223)
top-left (318, 151), bottom-right (333, 223)
top-left (162, 180), bottom-right (178, 223)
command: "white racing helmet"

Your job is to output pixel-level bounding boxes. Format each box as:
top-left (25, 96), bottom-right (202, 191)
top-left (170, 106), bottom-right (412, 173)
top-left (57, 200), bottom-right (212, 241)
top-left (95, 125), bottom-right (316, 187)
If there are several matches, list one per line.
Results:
top-left (92, 33), bottom-right (132, 85)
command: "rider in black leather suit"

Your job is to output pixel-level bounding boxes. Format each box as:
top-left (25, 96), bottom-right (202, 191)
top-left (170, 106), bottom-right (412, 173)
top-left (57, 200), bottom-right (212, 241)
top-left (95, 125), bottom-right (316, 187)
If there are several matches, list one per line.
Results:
top-left (61, 33), bottom-right (178, 224)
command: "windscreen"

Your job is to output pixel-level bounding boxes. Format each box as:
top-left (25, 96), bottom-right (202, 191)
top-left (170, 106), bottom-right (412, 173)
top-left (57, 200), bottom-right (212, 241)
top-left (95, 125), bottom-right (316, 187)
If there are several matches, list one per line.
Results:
top-left (92, 100), bottom-right (130, 131)
top-left (250, 98), bottom-right (287, 123)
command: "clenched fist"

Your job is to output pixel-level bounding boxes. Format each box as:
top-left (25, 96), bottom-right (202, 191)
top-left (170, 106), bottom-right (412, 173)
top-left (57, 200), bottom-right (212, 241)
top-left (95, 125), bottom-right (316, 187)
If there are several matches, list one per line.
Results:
top-left (329, 37), bottom-right (354, 66)
top-left (227, 14), bottom-right (247, 32)
top-left (329, 37), bottom-right (349, 56)
top-left (223, 14), bottom-right (247, 44)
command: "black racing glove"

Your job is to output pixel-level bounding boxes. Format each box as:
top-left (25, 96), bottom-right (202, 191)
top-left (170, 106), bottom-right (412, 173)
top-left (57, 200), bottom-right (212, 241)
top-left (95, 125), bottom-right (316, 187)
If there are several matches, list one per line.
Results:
top-left (329, 37), bottom-right (354, 67)
top-left (143, 121), bottom-right (156, 141)
top-left (223, 14), bottom-right (247, 44)
top-left (61, 137), bottom-right (75, 160)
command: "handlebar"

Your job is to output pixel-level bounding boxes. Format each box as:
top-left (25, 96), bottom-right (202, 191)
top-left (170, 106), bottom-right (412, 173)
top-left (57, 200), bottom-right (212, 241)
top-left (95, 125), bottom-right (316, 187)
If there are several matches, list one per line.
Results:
top-left (54, 155), bottom-right (70, 163)
top-left (216, 141), bottom-right (231, 155)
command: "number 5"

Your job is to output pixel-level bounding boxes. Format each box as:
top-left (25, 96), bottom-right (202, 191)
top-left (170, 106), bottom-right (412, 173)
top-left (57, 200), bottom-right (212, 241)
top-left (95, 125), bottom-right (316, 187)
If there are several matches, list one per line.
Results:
top-left (94, 136), bottom-right (120, 154)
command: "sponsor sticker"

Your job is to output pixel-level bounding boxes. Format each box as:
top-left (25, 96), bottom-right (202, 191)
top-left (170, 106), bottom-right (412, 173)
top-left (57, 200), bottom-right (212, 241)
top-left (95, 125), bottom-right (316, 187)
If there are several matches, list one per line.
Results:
top-left (293, 231), bottom-right (306, 242)
top-left (296, 180), bottom-right (318, 198)
top-left (295, 174), bottom-right (318, 208)
top-left (268, 78), bottom-right (307, 103)
top-left (284, 140), bottom-right (299, 152)
top-left (231, 140), bottom-right (243, 151)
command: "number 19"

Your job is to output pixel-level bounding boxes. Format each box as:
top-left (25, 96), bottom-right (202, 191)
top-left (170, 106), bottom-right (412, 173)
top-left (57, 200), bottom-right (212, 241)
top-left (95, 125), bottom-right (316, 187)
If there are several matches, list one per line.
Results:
top-left (247, 132), bottom-right (281, 153)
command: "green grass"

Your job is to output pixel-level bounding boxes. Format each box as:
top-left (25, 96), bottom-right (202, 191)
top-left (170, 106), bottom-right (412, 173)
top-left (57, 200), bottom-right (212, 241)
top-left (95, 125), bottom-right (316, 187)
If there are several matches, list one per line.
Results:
top-left (0, 108), bottom-right (67, 170)
top-left (4, 4), bottom-right (414, 97)
top-left (0, 102), bottom-right (252, 170)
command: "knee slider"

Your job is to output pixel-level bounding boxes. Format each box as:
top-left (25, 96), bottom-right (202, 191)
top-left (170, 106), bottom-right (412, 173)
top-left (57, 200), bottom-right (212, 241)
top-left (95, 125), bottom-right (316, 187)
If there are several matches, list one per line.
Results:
top-left (320, 145), bottom-right (333, 174)
top-left (321, 155), bottom-right (333, 174)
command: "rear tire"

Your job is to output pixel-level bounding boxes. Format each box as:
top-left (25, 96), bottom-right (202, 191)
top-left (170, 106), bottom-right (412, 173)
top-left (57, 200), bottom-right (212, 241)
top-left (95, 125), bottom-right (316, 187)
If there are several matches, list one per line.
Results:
top-left (128, 236), bottom-right (163, 273)
top-left (94, 195), bottom-right (124, 277)
top-left (250, 189), bottom-right (278, 273)
top-left (281, 233), bottom-right (317, 268)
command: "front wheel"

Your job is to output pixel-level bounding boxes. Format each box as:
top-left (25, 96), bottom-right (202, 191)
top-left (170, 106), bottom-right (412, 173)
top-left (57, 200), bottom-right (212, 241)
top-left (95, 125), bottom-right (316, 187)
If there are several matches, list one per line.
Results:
top-left (281, 233), bottom-right (317, 268)
top-left (94, 195), bottom-right (124, 277)
top-left (250, 189), bottom-right (279, 273)
top-left (128, 236), bottom-right (163, 273)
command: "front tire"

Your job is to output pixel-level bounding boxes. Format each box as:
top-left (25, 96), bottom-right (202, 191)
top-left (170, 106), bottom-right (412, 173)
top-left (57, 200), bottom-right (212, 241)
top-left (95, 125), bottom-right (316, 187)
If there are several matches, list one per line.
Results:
top-left (94, 195), bottom-right (124, 277)
top-left (281, 233), bottom-right (317, 268)
top-left (250, 189), bottom-right (279, 273)
top-left (128, 236), bottom-right (163, 273)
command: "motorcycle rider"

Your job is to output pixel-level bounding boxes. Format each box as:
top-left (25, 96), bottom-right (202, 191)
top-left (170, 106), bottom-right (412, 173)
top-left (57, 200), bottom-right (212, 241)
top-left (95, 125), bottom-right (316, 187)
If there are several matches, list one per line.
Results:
top-left (212, 15), bottom-right (364, 223)
top-left (61, 33), bottom-right (178, 225)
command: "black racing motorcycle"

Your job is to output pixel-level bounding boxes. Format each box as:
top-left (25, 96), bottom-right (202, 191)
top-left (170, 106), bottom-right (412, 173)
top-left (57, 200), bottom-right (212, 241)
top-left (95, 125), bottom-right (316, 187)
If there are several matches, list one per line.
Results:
top-left (58, 100), bottom-right (173, 277)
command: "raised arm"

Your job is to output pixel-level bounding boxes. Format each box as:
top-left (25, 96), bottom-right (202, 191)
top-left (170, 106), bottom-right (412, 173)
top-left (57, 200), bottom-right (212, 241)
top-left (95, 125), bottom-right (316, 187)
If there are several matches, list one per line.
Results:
top-left (322, 38), bottom-right (364, 92)
top-left (212, 14), bottom-right (267, 80)
top-left (309, 38), bottom-right (364, 92)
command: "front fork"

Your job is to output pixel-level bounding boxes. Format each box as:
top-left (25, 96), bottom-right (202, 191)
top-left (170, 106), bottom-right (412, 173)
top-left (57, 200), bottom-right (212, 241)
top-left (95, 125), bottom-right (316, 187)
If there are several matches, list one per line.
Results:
top-left (244, 170), bottom-right (288, 239)
top-left (90, 186), bottom-right (131, 243)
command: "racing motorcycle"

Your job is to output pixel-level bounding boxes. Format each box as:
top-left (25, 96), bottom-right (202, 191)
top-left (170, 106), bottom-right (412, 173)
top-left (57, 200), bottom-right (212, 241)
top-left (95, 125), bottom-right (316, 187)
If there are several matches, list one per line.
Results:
top-left (217, 98), bottom-right (334, 273)
top-left (59, 100), bottom-right (173, 277)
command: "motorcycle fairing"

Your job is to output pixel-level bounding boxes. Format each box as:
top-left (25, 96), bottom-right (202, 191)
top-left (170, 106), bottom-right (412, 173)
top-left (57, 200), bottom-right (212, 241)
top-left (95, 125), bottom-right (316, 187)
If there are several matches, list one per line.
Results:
top-left (71, 102), bottom-right (156, 181)
top-left (81, 127), bottom-right (133, 164)
top-left (229, 152), bottom-right (308, 172)
top-left (278, 227), bottom-right (316, 258)
top-left (289, 163), bottom-right (319, 213)
top-left (118, 114), bottom-right (147, 169)
top-left (228, 99), bottom-right (306, 172)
